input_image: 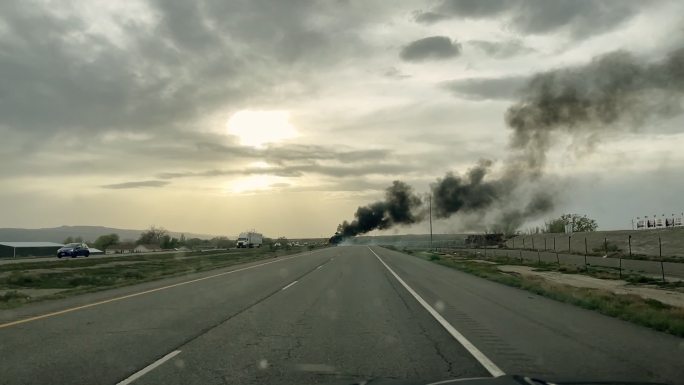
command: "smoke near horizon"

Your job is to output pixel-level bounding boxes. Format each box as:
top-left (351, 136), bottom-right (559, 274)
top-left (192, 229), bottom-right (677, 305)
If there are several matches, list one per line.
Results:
top-left (336, 47), bottom-right (684, 237)
top-left (337, 181), bottom-right (423, 237)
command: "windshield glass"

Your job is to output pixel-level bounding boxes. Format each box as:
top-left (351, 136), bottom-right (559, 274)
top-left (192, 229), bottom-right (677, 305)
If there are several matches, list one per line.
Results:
top-left (0, 2), bottom-right (682, 385)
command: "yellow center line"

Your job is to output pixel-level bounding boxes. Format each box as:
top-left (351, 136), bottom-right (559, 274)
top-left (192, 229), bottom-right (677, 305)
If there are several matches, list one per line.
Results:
top-left (0, 252), bottom-right (310, 329)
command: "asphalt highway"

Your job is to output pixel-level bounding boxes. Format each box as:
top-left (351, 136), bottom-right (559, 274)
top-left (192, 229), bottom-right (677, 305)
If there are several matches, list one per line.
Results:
top-left (0, 246), bottom-right (682, 385)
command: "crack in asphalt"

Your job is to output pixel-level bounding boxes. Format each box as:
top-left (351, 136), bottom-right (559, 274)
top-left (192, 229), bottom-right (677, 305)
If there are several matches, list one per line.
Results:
top-left (380, 258), bottom-right (456, 376)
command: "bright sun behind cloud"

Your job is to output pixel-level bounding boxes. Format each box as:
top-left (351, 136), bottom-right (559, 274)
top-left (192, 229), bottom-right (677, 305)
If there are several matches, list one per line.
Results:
top-left (226, 110), bottom-right (298, 148)
top-left (228, 175), bottom-right (281, 194)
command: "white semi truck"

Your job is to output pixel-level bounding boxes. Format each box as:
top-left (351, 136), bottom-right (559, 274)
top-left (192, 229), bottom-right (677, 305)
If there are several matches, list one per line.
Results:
top-left (236, 231), bottom-right (263, 248)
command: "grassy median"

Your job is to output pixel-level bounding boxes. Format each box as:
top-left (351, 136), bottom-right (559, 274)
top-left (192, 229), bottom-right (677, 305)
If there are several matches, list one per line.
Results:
top-left (410, 250), bottom-right (684, 337)
top-left (0, 246), bottom-right (319, 309)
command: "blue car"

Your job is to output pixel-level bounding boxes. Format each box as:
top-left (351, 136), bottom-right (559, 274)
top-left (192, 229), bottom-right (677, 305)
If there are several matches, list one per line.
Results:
top-left (57, 243), bottom-right (90, 258)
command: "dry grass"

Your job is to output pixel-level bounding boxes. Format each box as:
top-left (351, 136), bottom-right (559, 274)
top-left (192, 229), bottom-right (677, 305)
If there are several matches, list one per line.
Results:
top-left (0, 246), bottom-right (319, 309)
top-left (417, 251), bottom-right (684, 337)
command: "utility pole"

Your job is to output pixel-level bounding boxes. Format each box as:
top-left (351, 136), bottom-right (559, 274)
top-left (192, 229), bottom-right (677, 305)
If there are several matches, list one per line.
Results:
top-left (429, 194), bottom-right (433, 250)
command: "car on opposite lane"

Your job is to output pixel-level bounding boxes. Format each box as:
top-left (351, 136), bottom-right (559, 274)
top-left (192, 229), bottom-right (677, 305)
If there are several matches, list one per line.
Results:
top-left (57, 243), bottom-right (90, 258)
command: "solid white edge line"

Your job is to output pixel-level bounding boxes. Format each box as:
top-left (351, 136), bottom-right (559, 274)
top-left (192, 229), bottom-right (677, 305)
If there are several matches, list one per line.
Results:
top-left (281, 280), bottom-right (299, 291)
top-left (368, 247), bottom-right (505, 377)
top-left (117, 350), bottom-right (181, 385)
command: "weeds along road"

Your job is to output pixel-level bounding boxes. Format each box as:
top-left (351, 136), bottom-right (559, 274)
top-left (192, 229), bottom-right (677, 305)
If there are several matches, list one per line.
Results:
top-left (464, 248), bottom-right (684, 280)
top-left (0, 249), bottom-right (235, 266)
top-left (0, 246), bottom-right (682, 385)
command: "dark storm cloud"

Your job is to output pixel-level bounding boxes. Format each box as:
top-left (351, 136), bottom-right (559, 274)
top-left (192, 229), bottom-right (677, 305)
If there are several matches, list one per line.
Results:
top-left (431, 0), bottom-right (513, 18)
top-left (413, 0), bottom-right (513, 24)
top-left (0, 0), bottom-right (464, 190)
top-left (0, 125), bottom-right (399, 182)
top-left (400, 36), bottom-right (461, 62)
top-left (101, 180), bottom-right (170, 189)
top-left (415, 0), bottom-right (644, 38)
top-left (0, 1), bottom-right (249, 135)
top-left (266, 145), bottom-right (390, 164)
top-left (467, 39), bottom-right (535, 58)
top-left (443, 76), bottom-right (528, 100)
top-left (194, 142), bottom-right (390, 164)
top-left (137, 140), bottom-right (403, 180)
top-left (336, 149), bottom-right (391, 163)
top-left (413, 11), bottom-right (449, 24)
top-left (511, 0), bottom-right (641, 37)
top-left (0, 0), bottom-right (379, 139)
top-left (157, 162), bottom-right (410, 180)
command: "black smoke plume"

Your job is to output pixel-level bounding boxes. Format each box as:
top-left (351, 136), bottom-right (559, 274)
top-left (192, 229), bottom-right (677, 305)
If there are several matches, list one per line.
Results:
top-left (431, 160), bottom-right (502, 218)
top-left (336, 48), bottom-right (684, 236)
top-left (337, 181), bottom-right (422, 237)
top-left (506, 48), bottom-right (684, 171)
top-left (492, 191), bottom-right (555, 235)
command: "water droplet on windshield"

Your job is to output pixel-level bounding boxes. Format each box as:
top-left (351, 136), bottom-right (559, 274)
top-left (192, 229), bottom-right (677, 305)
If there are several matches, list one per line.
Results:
top-left (258, 359), bottom-right (269, 370)
top-left (434, 300), bottom-right (445, 313)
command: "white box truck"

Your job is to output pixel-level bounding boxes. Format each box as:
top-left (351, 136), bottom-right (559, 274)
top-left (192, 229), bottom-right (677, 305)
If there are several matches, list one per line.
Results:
top-left (236, 232), bottom-right (263, 248)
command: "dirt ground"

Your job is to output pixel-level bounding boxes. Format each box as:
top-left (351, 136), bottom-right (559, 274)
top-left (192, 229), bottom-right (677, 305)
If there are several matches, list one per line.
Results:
top-left (498, 265), bottom-right (684, 308)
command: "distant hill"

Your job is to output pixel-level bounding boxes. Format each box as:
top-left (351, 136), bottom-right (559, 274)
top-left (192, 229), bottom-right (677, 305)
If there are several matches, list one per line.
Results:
top-left (0, 225), bottom-right (217, 243)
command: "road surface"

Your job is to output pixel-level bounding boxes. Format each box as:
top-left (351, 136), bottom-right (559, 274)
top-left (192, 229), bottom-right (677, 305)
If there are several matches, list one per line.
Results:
top-left (0, 246), bottom-right (682, 385)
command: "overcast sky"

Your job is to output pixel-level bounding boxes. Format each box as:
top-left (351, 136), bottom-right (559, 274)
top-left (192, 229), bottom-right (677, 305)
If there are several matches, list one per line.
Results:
top-left (1, 0), bottom-right (683, 238)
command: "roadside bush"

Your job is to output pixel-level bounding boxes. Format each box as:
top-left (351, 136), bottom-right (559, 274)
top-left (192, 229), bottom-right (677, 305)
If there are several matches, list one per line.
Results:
top-left (6, 272), bottom-right (36, 287)
top-left (0, 290), bottom-right (29, 302)
top-left (123, 271), bottom-right (145, 279)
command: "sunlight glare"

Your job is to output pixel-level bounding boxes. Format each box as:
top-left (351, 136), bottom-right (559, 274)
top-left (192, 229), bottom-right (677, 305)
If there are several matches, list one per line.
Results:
top-left (229, 175), bottom-right (280, 194)
top-left (227, 110), bottom-right (298, 148)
